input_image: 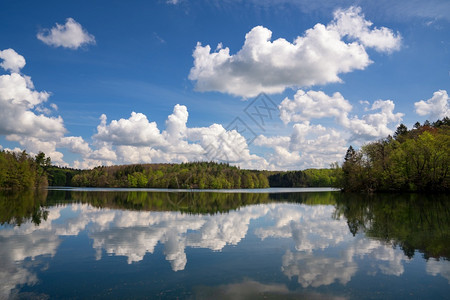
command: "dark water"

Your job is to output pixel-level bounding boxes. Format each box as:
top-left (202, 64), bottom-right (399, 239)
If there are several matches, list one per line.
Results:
top-left (0, 189), bottom-right (449, 299)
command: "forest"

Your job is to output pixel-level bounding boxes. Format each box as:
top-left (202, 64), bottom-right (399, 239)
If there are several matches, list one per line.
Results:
top-left (337, 117), bottom-right (450, 192)
top-left (70, 162), bottom-right (270, 189)
top-left (0, 152), bottom-right (336, 190)
top-left (68, 163), bottom-right (337, 189)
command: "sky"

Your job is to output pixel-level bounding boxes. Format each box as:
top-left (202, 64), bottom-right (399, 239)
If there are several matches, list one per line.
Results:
top-left (0, 0), bottom-right (449, 170)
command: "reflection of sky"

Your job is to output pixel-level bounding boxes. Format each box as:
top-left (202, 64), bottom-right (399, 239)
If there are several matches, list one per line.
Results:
top-left (192, 279), bottom-right (349, 300)
top-left (0, 202), bottom-right (448, 298)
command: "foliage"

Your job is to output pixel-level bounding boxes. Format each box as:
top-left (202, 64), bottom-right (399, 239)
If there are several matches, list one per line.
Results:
top-left (338, 118), bottom-right (449, 192)
top-left (0, 150), bottom-right (51, 190)
top-left (71, 162), bottom-right (270, 189)
top-left (47, 166), bottom-right (82, 186)
top-left (265, 169), bottom-right (337, 187)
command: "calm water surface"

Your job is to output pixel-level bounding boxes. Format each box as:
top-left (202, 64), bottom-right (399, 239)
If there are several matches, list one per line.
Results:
top-left (0, 189), bottom-right (449, 299)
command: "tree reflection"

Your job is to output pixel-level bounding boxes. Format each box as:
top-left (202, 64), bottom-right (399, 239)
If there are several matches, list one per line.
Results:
top-left (45, 190), bottom-right (337, 214)
top-left (333, 193), bottom-right (450, 259)
top-left (1, 190), bottom-right (337, 226)
top-left (0, 190), bottom-right (48, 226)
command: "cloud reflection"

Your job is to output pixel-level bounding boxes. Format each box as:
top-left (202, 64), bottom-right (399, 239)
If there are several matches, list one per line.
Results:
top-left (426, 259), bottom-right (450, 283)
top-left (0, 201), bottom-right (448, 298)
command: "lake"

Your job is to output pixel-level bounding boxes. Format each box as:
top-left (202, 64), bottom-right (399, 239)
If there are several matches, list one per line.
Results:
top-left (0, 188), bottom-right (449, 299)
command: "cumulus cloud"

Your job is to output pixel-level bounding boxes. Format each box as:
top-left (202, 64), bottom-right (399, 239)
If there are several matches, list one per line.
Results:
top-left (0, 48), bottom-right (99, 166)
top-left (342, 99), bottom-right (404, 140)
top-left (414, 90), bottom-right (449, 121)
top-left (0, 49), bottom-right (26, 73)
top-left (0, 50), bottom-right (66, 142)
top-left (189, 6), bottom-right (401, 97)
top-left (279, 89), bottom-right (403, 141)
top-left (279, 90), bottom-right (352, 124)
top-left (37, 18), bottom-right (95, 49)
top-left (164, 104), bottom-right (188, 143)
top-left (59, 136), bottom-right (91, 155)
top-left (85, 104), bottom-right (268, 169)
top-left (261, 89), bottom-right (405, 169)
top-left (94, 112), bottom-right (166, 147)
top-left (255, 121), bottom-right (348, 169)
top-left (330, 6), bottom-right (401, 53)
top-left (89, 146), bottom-right (117, 161)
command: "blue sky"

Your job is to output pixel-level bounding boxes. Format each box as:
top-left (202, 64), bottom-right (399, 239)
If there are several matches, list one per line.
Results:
top-left (0, 0), bottom-right (449, 170)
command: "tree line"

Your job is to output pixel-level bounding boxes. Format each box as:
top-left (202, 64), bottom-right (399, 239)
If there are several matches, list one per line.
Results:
top-left (1, 151), bottom-right (338, 190)
top-left (68, 162), bottom-right (338, 189)
top-left (337, 117), bottom-right (450, 192)
top-left (70, 162), bottom-right (270, 189)
top-left (266, 168), bottom-right (338, 187)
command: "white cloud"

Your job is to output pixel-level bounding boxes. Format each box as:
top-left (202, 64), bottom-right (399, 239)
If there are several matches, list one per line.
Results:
top-left (279, 90), bottom-right (352, 124)
top-left (94, 112), bottom-right (166, 147)
top-left (73, 158), bottom-right (109, 170)
top-left (0, 49), bottom-right (26, 73)
top-left (189, 6), bottom-right (400, 97)
top-left (59, 136), bottom-right (91, 155)
top-left (255, 121), bottom-right (348, 169)
top-left (114, 145), bottom-right (176, 164)
top-left (164, 104), bottom-right (188, 143)
top-left (0, 70), bottom-right (65, 141)
top-left (414, 90), bottom-right (449, 121)
top-left (8, 137), bottom-right (65, 165)
top-left (37, 18), bottom-right (95, 49)
top-left (188, 123), bottom-right (257, 162)
top-left (279, 89), bottom-right (404, 142)
top-left (342, 99), bottom-right (404, 140)
top-left (255, 89), bottom-right (404, 169)
top-left (0, 72), bottom-right (49, 108)
top-left (330, 6), bottom-right (401, 53)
